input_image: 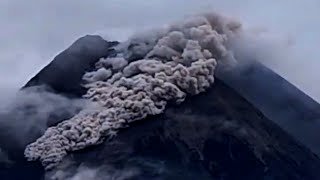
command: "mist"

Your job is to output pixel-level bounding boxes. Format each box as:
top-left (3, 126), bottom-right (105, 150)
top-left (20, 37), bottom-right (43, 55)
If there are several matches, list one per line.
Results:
top-left (0, 85), bottom-right (88, 168)
top-left (47, 164), bottom-right (141, 180)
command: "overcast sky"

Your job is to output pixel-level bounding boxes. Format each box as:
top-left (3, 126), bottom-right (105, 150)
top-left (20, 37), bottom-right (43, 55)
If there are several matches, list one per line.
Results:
top-left (1, 0), bottom-right (320, 101)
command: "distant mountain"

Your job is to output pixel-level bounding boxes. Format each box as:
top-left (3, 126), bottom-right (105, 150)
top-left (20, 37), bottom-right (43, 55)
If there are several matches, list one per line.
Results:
top-left (1, 35), bottom-right (320, 180)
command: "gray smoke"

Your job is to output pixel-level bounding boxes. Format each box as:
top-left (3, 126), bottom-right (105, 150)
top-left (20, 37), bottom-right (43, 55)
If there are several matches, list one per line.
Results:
top-left (24, 13), bottom-right (241, 170)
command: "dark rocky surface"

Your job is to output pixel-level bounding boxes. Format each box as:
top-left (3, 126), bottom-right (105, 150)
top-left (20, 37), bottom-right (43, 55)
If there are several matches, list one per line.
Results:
top-left (218, 62), bottom-right (320, 155)
top-left (1, 35), bottom-right (320, 179)
top-left (47, 79), bottom-right (320, 180)
top-left (23, 35), bottom-right (118, 96)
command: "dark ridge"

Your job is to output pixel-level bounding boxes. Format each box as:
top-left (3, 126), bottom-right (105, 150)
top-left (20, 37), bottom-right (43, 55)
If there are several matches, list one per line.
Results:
top-left (23, 35), bottom-right (119, 96)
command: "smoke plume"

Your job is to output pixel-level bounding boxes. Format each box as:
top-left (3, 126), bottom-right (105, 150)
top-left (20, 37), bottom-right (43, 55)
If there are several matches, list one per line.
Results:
top-left (24, 12), bottom-right (242, 169)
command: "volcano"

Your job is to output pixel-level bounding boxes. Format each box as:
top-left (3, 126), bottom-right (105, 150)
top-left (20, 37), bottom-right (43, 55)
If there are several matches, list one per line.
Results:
top-left (0, 35), bottom-right (319, 180)
top-left (2, 13), bottom-right (320, 180)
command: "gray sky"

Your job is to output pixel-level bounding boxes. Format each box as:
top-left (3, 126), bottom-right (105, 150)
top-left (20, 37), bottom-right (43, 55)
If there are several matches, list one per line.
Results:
top-left (1, 0), bottom-right (320, 101)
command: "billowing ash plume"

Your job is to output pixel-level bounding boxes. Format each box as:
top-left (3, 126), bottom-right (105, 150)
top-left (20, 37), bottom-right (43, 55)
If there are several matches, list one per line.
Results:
top-left (24, 12), bottom-right (242, 170)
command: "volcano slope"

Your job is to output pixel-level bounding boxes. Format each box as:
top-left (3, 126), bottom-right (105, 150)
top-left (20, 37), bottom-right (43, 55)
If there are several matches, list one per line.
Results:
top-left (218, 61), bottom-right (320, 155)
top-left (0, 35), bottom-right (319, 180)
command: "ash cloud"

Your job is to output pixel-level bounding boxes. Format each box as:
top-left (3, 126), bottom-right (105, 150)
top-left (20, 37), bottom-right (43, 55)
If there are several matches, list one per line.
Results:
top-left (24, 13), bottom-right (240, 169)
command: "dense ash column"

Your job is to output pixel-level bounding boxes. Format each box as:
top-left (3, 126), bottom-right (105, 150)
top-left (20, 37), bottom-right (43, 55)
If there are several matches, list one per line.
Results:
top-left (24, 13), bottom-right (241, 170)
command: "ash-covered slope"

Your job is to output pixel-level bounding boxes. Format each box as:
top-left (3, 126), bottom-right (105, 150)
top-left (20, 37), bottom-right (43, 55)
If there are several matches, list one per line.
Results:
top-left (45, 78), bottom-right (320, 180)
